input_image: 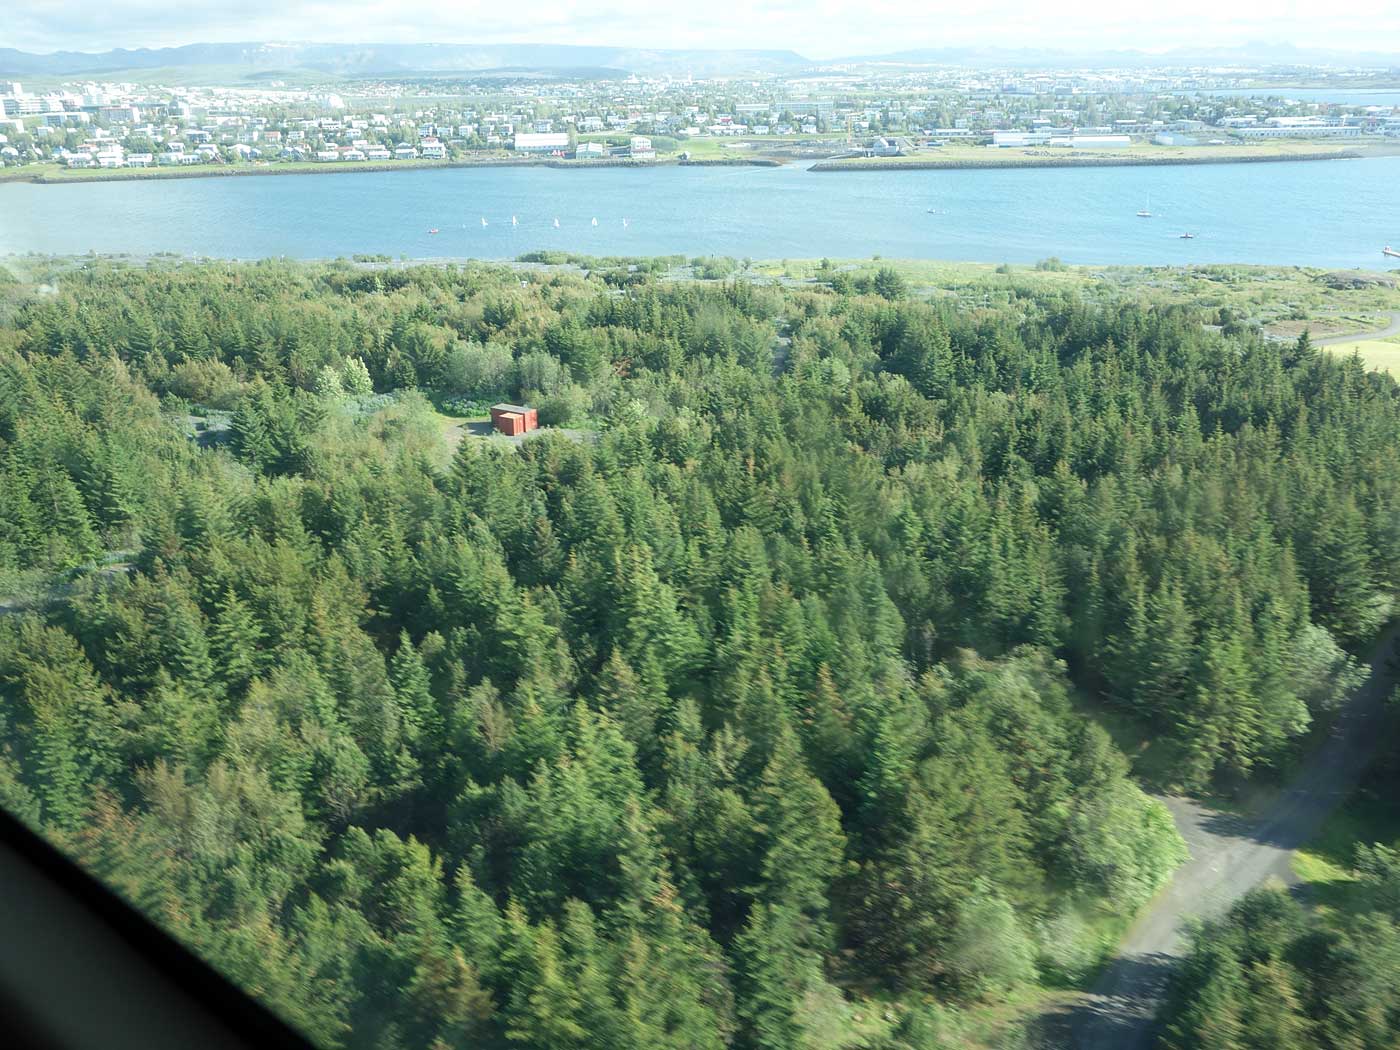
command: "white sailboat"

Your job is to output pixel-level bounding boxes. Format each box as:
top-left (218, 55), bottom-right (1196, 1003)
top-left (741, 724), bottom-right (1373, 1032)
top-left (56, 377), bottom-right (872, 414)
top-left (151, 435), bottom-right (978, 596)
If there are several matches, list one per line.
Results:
top-left (553, 217), bottom-right (560, 228)
top-left (481, 217), bottom-right (488, 227)
top-left (591, 217), bottom-right (598, 227)
top-left (511, 215), bottom-right (518, 226)
top-left (1136, 194), bottom-right (1152, 218)
top-left (623, 217), bottom-right (630, 229)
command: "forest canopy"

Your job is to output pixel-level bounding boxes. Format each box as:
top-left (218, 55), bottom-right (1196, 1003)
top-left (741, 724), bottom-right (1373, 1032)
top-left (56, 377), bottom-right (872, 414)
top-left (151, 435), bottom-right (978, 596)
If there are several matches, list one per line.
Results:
top-left (1, 257), bottom-right (1397, 1049)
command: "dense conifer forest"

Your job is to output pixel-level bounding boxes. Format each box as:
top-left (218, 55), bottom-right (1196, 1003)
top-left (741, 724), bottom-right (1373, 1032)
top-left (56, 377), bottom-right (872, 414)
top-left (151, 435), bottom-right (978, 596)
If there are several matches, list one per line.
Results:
top-left (1, 258), bottom-right (1398, 1049)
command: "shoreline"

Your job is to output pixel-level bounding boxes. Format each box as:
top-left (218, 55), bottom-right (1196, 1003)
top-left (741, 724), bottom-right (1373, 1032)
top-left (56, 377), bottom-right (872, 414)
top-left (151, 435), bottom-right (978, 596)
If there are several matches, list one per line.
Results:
top-left (2, 145), bottom-right (1392, 184)
top-left (808, 148), bottom-right (1374, 172)
top-left (0, 154), bottom-right (782, 186)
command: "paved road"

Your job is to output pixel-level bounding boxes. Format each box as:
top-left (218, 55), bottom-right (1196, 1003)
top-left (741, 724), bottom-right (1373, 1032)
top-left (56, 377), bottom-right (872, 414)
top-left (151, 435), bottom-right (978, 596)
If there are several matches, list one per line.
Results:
top-left (1060, 621), bottom-right (1400, 1050)
top-left (1313, 310), bottom-right (1400, 347)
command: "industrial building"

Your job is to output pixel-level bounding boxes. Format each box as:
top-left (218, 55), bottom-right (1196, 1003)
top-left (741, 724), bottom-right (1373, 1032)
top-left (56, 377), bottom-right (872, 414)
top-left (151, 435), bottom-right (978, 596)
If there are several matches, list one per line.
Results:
top-left (512, 132), bottom-right (569, 153)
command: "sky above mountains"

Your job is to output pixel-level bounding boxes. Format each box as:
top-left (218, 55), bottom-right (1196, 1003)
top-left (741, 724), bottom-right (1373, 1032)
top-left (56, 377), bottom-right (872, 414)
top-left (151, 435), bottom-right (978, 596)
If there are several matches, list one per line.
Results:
top-left (6, 0), bottom-right (1400, 59)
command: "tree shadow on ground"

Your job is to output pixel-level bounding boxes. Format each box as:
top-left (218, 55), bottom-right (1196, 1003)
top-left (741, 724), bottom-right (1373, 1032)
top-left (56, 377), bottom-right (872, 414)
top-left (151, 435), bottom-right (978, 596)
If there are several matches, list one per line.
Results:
top-left (1027, 953), bottom-right (1179, 1050)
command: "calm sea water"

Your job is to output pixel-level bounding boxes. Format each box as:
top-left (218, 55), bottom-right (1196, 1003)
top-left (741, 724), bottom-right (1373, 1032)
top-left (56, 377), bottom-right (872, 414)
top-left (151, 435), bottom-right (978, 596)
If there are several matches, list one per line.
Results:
top-left (3, 157), bottom-right (1399, 268)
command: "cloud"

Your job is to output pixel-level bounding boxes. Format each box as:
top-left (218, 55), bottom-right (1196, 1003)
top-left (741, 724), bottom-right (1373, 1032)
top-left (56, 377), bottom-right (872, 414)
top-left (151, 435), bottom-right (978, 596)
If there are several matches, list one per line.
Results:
top-left (5, 0), bottom-right (1400, 58)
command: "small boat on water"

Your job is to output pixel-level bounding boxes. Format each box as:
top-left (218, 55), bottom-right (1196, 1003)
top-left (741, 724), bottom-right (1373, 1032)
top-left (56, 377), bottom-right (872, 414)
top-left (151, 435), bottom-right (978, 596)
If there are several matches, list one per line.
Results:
top-left (623, 218), bottom-right (630, 228)
top-left (1136, 196), bottom-right (1152, 218)
top-left (511, 215), bottom-right (518, 226)
top-left (427, 228), bottom-right (439, 235)
top-left (1180, 232), bottom-right (1195, 239)
top-left (1385, 245), bottom-right (1400, 259)
top-left (481, 217), bottom-right (488, 227)
top-left (591, 217), bottom-right (598, 227)
top-left (553, 218), bottom-right (560, 228)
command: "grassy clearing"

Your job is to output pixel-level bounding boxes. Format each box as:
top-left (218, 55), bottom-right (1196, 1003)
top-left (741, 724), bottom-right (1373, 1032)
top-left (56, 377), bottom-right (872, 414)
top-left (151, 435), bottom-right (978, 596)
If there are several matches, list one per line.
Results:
top-left (1292, 783), bottom-right (1400, 916)
top-left (1327, 338), bottom-right (1400, 375)
top-left (756, 257), bottom-right (1088, 285)
top-left (754, 260), bottom-right (1400, 366)
top-left (429, 407), bottom-right (477, 434)
top-left (1297, 789), bottom-right (1400, 873)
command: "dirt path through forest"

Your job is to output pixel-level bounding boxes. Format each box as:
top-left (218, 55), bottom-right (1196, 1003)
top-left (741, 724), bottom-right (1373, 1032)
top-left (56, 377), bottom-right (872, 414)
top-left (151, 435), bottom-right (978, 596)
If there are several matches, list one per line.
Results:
top-left (1044, 621), bottom-right (1400, 1050)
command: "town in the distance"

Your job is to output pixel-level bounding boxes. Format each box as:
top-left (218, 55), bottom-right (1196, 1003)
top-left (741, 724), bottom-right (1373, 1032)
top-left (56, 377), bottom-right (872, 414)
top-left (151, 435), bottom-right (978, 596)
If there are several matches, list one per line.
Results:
top-left (1, 44), bottom-right (1398, 178)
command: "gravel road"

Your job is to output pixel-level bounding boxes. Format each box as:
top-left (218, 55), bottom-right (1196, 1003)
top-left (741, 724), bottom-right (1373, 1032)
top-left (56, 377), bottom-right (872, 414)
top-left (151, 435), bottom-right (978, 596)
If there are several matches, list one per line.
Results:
top-left (1313, 311), bottom-right (1400, 347)
top-left (1060, 621), bottom-right (1400, 1050)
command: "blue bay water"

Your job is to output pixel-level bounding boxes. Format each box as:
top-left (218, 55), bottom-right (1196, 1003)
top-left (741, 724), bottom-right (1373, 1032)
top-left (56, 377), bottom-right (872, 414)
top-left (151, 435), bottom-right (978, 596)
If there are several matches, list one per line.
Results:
top-left (2, 157), bottom-right (1399, 268)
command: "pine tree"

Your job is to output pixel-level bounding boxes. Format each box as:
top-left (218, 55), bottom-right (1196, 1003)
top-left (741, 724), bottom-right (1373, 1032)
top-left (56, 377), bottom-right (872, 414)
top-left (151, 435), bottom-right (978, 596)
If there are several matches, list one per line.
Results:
top-left (405, 946), bottom-right (495, 1050)
top-left (2, 622), bottom-right (121, 828)
top-left (1242, 958), bottom-right (1312, 1050)
top-left (454, 866), bottom-right (504, 974)
top-left (343, 357), bottom-right (375, 396)
top-left (31, 469), bottom-right (99, 568)
top-left (732, 902), bottom-right (814, 1050)
top-left (1304, 497), bottom-right (1377, 644)
top-left (1141, 578), bottom-right (1194, 725)
top-left (390, 631), bottom-right (440, 767)
top-left (1283, 329), bottom-right (1315, 369)
top-left (751, 723), bottom-right (847, 933)
top-left (231, 391), bottom-right (277, 472)
top-left (1162, 941), bottom-right (1247, 1050)
top-left (210, 588), bottom-right (263, 698)
top-left (499, 905), bottom-right (590, 1050)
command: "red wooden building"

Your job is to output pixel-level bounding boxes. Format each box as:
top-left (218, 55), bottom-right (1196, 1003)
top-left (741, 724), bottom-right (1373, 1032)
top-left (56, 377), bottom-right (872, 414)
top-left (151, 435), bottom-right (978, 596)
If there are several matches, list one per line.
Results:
top-left (489, 403), bottom-right (539, 436)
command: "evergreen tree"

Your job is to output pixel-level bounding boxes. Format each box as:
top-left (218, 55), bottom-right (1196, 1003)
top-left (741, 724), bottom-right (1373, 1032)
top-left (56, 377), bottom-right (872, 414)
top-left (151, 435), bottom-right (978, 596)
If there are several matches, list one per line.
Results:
top-left (210, 588), bottom-right (263, 698)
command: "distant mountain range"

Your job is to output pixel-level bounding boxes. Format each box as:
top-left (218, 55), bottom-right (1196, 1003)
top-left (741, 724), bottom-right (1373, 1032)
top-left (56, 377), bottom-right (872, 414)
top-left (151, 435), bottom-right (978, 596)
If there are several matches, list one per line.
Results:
top-left (0, 40), bottom-right (1396, 80)
top-left (853, 42), bottom-right (1400, 69)
top-left (0, 42), bottom-right (811, 80)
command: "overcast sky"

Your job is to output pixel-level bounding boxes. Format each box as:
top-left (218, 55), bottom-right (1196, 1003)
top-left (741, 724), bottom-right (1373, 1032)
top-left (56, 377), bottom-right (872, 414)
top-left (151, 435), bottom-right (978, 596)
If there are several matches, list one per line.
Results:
top-left (6, 0), bottom-right (1400, 57)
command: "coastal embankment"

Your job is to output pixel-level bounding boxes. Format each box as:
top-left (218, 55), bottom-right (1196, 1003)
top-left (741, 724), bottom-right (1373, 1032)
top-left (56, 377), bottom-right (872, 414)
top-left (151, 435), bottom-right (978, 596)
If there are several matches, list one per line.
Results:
top-left (809, 147), bottom-right (1375, 172)
top-left (0, 154), bottom-right (781, 186)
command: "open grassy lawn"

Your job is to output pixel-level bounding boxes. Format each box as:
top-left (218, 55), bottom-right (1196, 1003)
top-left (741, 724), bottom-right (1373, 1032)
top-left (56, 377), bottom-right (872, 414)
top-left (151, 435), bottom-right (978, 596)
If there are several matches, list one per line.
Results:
top-left (1297, 789), bottom-right (1400, 873)
top-left (1327, 338), bottom-right (1400, 375)
top-left (1292, 782), bottom-right (1400, 914)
